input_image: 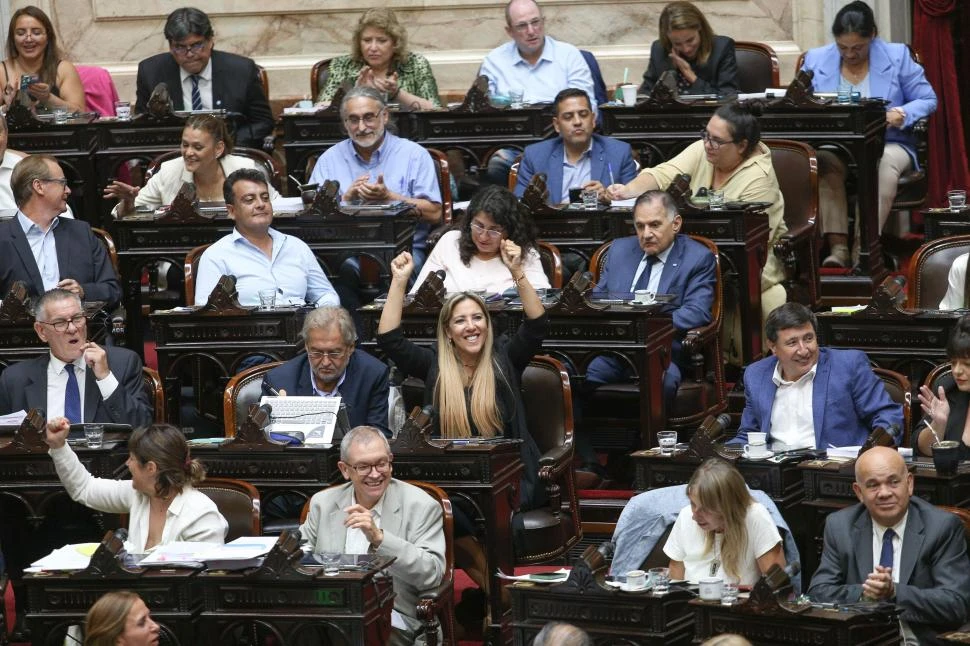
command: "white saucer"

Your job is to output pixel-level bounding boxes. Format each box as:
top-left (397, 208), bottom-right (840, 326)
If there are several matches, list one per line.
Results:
top-left (620, 582), bottom-right (650, 592)
top-left (744, 450), bottom-right (775, 461)
top-left (626, 300), bottom-right (656, 307)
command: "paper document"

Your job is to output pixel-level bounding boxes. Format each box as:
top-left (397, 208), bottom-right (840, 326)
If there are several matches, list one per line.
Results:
top-left (29, 543), bottom-right (100, 572)
top-left (0, 410), bottom-right (27, 425)
top-left (825, 446), bottom-right (862, 460)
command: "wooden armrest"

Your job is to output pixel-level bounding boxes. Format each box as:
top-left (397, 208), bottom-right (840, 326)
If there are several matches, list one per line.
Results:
top-left (426, 223), bottom-right (457, 250)
top-left (416, 582), bottom-right (453, 646)
top-left (682, 320), bottom-right (719, 356)
top-left (538, 445), bottom-right (571, 469)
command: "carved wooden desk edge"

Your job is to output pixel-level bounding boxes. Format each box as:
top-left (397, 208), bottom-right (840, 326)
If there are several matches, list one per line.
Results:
top-left (200, 275), bottom-right (249, 315)
top-left (0, 409), bottom-right (48, 454)
top-left (221, 403), bottom-right (287, 451)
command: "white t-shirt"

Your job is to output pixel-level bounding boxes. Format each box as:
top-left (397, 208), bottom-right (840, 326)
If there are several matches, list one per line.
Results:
top-left (663, 502), bottom-right (782, 585)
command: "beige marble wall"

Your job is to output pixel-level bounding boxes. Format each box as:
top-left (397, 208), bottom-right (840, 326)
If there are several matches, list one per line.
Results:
top-left (14, 0), bottom-right (830, 104)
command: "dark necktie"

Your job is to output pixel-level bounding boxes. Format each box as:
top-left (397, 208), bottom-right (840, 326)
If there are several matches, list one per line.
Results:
top-left (634, 254), bottom-right (660, 291)
top-left (879, 528), bottom-right (895, 568)
top-left (64, 363), bottom-right (81, 424)
top-left (190, 75), bottom-right (203, 111)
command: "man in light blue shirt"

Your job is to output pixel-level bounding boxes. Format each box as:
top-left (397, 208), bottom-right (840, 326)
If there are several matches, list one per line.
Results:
top-left (194, 168), bottom-right (339, 307)
top-left (308, 87), bottom-right (442, 271)
top-left (479, 0), bottom-right (596, 114)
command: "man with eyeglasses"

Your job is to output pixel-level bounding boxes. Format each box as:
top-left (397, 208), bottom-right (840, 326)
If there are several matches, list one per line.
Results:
top-left (732, 302), bottom-right (902, 451)
top-left (479, 0), bottom-right (596, 114)
top-left (514, 88), bottom-right (637, 206)
top-left (134, 7), bottom-right (274, 149)
top-left (193, 168), bottom-right (339, 308)
top-left (0, 155), bottom-right (120, 308)
top-left (0, 287), bottom-right (152, 426)
top-left (262, 306), bottom-right (390, 435)
top-left (300, 425), bottom-right (446, 646)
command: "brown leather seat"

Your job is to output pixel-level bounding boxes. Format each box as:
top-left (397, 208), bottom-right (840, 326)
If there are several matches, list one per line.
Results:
top-left (764, 139), bottom-right (821, 308)
top-left (919, 363), bottom-right (952, 455)
top-left (513, 355), bottom-right (582, 564)
top-left (183, 243), bottom-right (212, 304)
top-left (734, 41), bottom-right (780, 93)
top-left (300, 480), bottom-right (456, 646)
top-left (196, 476), bottom-right (261, 542)
top-left (141, 366), bottom-right (166, 423)
top-left (585, 235), bottom-right (726, 441)
top-left (310, 58), bottom-right (332, 101)
top-left (871, 366), bottom-right (911, 446)
top-left (425, 147), bottom-right (453, 225)
top-left (536, 241), bottom-right (563, 288)
top-left (145, 147), bottom-right (283, 193)
top-left (222, 361), bottom-right (285, 437)
top-left (907, 235), bottom-right (970, 309)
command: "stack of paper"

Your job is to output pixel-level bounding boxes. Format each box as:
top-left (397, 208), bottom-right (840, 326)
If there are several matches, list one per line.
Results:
top-left (139, 537), bottom-right (278, 570)
top-left (28, 543), bottom-right (100, 572)
top-left (826, 446), bottom-right (862, 460)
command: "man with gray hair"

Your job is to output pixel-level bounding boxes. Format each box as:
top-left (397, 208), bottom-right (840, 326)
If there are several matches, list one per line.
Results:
top-left (262, 305), bottom-right (390, 435)
top-left (307, 86), bottom-right (442, 270)
top-left (134, 7), bottom-right (273, 148)
top-left (300, 425), bottom-right (446, 645)
top-left (0, 288), bottom-right (152, 426)
top-left (533, 622), bottom-right (592, 646)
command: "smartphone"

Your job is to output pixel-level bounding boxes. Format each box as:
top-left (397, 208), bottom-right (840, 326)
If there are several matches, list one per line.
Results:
top-left (19, 74), bottom-right (38, 90)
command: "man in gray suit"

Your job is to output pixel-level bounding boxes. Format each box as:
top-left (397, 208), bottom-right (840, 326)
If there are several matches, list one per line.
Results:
top-left (300, 426), bottom-right (445, 646)
top-left (808, 446), bottom-right (970, 645)
top-left (0, 288), bottom-right (151, 427)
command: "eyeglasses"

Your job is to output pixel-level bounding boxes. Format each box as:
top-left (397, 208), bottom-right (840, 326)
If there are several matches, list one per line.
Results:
top-left (510, 17), bottom-right (544, 33)
top-left (307, 349), bottom-right (348, 361)
top-left (347, 459), bottom-right (392, 476)
top-left (38, 313), bottom-right (85, 332)
top-left (170, 41), bottom-right (208, 56)
top-left (343, 110), bottom-right (384, 127)
top-left (700, 129), bottom-right (733, 150)
top-left (470, 221), bottom-right (504, 239)
top-left (38, 177), bottom-right (69, 186)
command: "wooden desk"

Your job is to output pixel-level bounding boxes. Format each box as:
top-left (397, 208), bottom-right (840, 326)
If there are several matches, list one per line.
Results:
top-left (511, 583), bottom-right (695, 645)
top-left (600, 99), bottom-right (890, 304)
top-left (114, 206), bottom-right (415, 359)
top-left (692, 598), bottom-right (901, 645)
top-left (150, 306), bottom-right (310, 426)
top-left (923, 207), bottom-right (970, 241)
top-left (391, 439), bottom-right (523, 646)
top-left (281, 106), bottom-right (554, 192)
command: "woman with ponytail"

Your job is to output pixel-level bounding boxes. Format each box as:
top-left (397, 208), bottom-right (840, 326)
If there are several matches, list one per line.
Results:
top-left (917, 315), bottom-right (970, 458)
top-left (45, 421), bottom-right (227, 552)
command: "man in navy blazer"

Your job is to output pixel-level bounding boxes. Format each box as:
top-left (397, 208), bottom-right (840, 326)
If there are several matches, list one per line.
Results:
top-left (809, 447), bottom-right (970, 645)
top-left (0, 155), bottom-right (120, 309)
top-left (262, 306), bottom-right (390, 435)
top-left (514, 88), bottom-right (637, 205)
top-left (585, 190), bottom-right (716, 408)
top-left (734, 303), bottom-right (902, 449)
top-left (135, 8), bottom-right (274, 149)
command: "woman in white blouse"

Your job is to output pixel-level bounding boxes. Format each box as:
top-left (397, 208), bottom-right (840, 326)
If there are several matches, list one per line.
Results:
top-left (664, 459), bottom-right (785, 586)
top-left (45, 421), bottom-right (227, 552)
top-left (105, 113), bottom-right (278, 218)
top-left (410, 185), bottom-right (550, 295)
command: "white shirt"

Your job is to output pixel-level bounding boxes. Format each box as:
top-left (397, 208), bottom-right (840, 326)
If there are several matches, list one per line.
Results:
top-left (663, 502), bottom-right (781, 586)
top-left (871, 512), bottom-right (918, 644)
top-left (344, 491), bottom-right (385, 555)
top-left (768, 361), bottom-right (817, 450)
top-left (629, 243), bottom-right (673, 294)
top-left (179, 59), bottom-right (213, 110)
top-left (45, 354), bottom-right (118, 420)
top-left (941, 252), bottom-right (968, 310)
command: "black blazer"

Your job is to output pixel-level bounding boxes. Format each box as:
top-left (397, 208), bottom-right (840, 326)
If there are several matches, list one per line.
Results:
top-left (638, 35), bottom-right (739, 96)
top-left (135, 50), bottom-right (274, 149)
top-left (261, 350), bottom-right (391, 435)
top-left (0, 346), bottom-right (153, 427)
top-left (0, 216), bottom-right (121, 308)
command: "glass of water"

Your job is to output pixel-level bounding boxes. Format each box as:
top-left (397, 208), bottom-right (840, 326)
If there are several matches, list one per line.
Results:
top-left (837, 82), bottom-right (852, 104)
top-left (707, 189), bottom-right (725, 210)
top-left (721, 581), bottom-right (739, 605)
top-left (320, 551), bottom-right (341, 576)
top-left (84, 424), bottom-right (104, 449)
top-left (649, 567), bottom-right (670, 594)
top-left (657, 430), bottom-right (677, 456)
top-left (258, 288), bottom-right (277, 310)
top-left (581, 189), bottom-right (599, 210)
top-left (948, 189), bottom-right (966, 211)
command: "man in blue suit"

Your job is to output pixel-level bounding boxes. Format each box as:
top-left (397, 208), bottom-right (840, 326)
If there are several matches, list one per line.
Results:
top-left (514, 88), bottom-right (637, 205)
top-left (734, 303), bottom-right (902, 450)
top-left (576, 191), bottom-right (715, 468)
top-left (262, 306), bottom-right (390, 436)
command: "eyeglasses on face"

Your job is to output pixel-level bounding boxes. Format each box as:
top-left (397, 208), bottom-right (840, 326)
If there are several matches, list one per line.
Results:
top-left (470, 221), bottom-right (504, 239)
top-left (307, 348), bottom-right (348, 361)
top-left (344, 110), bottom-right (384, 127)
top-left (700, 129), bottom-right (733, 150)
top-left (39, 313), bottom-right (85, 332)
top-left (37, 177), bottom-right (69, 186)
top-left (347, 459), bottom-right (392, 476)
top-left (170, 40), bottom-right (208, 56)
top-left (511, 17), bottom-right (543, 33)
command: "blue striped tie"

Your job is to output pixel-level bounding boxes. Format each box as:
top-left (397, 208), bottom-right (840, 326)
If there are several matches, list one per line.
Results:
top-left (64, 363), bottom-right (81, 424)
top-left (190, 75), bottom-right (203, 111)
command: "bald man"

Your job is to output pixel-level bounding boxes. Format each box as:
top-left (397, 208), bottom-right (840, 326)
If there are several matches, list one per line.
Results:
top-left (808, 446), bottom-right (970, 645)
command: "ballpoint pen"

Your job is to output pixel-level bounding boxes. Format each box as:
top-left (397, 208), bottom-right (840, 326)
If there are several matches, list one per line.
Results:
top-left (608, 162), bottom-right (615, 186)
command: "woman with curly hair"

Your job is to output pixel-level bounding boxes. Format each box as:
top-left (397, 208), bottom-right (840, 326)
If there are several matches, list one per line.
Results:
top-left (410, 184), bottom-right (550, 294)
top-left (317, 7), bottom-right (441, 111)
top-left (45, 421), bottom-right (227, 552)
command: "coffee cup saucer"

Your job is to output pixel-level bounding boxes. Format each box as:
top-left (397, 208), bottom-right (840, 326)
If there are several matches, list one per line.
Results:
top-left (743, 450), bottom-right (775, 461)
top-left (620, 582), bottom-right (650, 592)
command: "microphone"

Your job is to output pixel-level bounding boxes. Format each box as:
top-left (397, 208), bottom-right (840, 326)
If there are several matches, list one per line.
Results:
top-left (433, 270), bottom-right (446, 281)
top-left (699, 413), bottom-right (732, 439)
top-left (114, 527), bottom-right (129, 542)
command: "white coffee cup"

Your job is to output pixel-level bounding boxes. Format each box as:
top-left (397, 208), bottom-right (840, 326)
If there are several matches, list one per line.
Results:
top-left (747, 432), bottom-right (767, 445)
top-left (699, 576), bottom-right (723, 601)
top-left (633, 289), bottom-right (656, 304)
top-left (625, 569), bottom-right (648, 590)
top-left (620, 83), bottom-right (638, 107)
top-left (743, 443), bottom-right (769, 458)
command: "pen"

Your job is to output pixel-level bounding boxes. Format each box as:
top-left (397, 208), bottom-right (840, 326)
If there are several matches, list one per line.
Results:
top-left (608, 162), bottom-right (615, 186)
top-left (266, 384), bottom-right (281, 396)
